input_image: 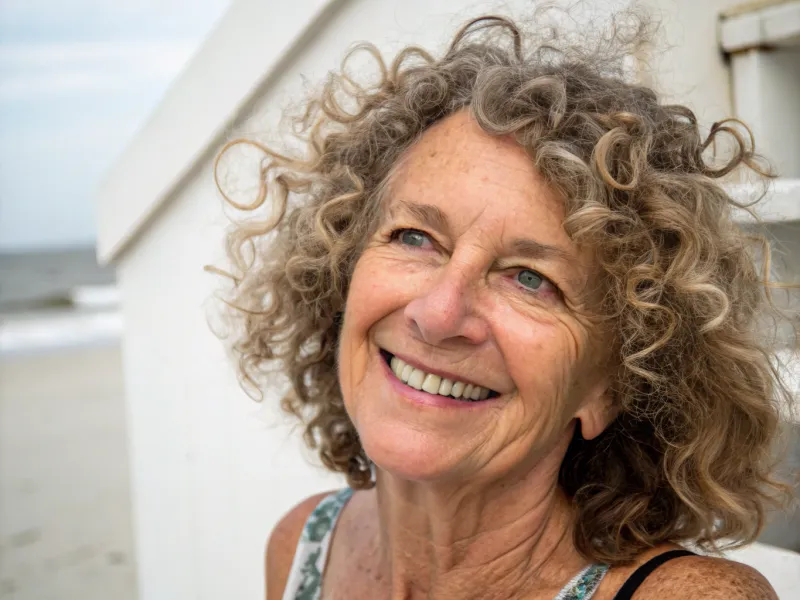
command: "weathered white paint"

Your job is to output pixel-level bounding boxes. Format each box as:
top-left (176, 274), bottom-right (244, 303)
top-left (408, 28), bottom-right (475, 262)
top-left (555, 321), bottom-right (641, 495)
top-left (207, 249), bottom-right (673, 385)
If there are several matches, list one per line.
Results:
top-left (730, 47), bottom-right (800, 178)
top-left (100, 0), bottom-right (800, 597)
top-left (719, 0), bottom-right (800, 51)
top-left (721, 2), bottom-right (800, 178)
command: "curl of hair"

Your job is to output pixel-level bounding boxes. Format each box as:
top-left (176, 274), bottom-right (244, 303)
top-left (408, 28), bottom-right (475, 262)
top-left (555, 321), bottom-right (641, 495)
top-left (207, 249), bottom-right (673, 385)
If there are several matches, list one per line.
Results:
top-left (214, 11), bottom-right (794, 563)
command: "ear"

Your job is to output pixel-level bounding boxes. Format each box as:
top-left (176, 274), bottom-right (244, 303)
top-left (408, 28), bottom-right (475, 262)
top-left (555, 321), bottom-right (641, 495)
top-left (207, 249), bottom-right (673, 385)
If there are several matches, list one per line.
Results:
top-left (574, 380), bottom-right (618, 441)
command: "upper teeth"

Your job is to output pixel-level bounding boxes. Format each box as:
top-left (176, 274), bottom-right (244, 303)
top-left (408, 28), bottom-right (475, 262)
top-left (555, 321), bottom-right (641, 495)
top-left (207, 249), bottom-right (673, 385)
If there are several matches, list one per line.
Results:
top-left (389, 356), bottom-right (491, 401)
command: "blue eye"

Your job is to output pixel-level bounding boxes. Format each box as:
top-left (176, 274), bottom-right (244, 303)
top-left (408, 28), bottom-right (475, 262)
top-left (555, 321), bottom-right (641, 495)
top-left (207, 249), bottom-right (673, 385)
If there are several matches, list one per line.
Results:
top-left (397, 229), bottom-right (429, 247)
top-left (516, 269), bottom-right (544, 290)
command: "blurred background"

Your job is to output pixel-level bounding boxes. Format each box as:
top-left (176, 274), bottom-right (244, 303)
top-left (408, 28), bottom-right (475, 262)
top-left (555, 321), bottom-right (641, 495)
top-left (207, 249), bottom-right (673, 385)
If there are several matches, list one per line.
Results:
top-left (0, 1), bottom-right (798, 599)
top-left (0, 1), bottom-right (229, 598)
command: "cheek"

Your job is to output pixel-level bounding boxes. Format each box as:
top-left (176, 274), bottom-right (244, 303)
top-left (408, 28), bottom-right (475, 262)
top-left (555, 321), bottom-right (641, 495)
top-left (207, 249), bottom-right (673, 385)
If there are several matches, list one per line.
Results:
top-left (344, 252), bottom-right (409, 330)
top-left (497, 308), bottom-right (590, 420)
top-left (338, 253), bottom-right (411, 393)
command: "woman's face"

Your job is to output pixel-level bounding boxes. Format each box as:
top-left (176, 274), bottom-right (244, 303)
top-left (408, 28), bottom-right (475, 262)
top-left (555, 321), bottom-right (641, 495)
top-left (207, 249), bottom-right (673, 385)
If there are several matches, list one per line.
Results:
top-left (338, 111), bottom-right (612, 484)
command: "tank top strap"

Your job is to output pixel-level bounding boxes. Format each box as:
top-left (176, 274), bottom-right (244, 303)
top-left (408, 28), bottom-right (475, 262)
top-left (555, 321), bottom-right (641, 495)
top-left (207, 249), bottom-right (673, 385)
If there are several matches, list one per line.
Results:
top-left (282, 488), bottom-right (607, 600)
top-left (612, 549), bottom-right (696, 600)
top-left (554, 563), bottom-right (610, 600)
top-left (281, 488), bottom-right (354, 600)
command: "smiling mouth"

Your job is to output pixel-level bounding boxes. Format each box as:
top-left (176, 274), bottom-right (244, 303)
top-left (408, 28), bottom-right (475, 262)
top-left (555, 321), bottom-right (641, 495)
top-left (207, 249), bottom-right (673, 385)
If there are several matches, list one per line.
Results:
top-left (379, 349), bottom-right (500, 402)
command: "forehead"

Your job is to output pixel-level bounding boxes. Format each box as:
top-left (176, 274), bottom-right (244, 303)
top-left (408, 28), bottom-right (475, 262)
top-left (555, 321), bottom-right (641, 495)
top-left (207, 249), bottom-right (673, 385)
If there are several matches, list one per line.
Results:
top-left (387, 111), bottom-right (569, 247)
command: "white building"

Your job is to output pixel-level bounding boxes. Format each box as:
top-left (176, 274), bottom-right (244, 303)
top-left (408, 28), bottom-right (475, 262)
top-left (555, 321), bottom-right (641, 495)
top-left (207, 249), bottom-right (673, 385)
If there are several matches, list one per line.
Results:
top-left (96, 1), bottom-right (800, 598)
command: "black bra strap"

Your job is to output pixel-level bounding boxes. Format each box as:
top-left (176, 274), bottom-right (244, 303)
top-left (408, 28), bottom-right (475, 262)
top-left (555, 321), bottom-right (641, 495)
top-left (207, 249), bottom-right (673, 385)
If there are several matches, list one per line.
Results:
top-left (613, 549), bottom-right (697, 600)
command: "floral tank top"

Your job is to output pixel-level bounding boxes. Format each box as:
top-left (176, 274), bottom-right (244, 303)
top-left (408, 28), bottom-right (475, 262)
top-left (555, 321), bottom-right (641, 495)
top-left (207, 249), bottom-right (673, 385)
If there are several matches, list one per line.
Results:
top-left (281, 489), bottom-right (609, 600)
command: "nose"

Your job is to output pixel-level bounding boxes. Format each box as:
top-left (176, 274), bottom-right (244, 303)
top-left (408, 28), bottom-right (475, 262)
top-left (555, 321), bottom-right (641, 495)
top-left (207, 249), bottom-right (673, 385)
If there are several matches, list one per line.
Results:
top-left (403, 264), bottom-right (489, 347)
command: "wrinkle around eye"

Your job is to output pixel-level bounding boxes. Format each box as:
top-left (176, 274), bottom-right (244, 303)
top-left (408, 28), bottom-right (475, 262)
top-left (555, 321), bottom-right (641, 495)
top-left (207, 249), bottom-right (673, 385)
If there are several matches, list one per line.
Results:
top-left (491, 271), bottom-right (564, 313)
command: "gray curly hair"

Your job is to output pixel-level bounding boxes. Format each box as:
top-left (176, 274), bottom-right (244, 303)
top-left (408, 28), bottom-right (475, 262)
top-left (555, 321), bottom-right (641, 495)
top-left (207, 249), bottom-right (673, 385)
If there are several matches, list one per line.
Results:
top-left (214, 10), bottom-right (793, 564)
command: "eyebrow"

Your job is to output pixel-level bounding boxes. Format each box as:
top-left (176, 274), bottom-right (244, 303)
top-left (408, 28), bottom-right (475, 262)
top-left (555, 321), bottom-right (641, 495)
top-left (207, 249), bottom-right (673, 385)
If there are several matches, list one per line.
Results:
top-left (391, 199), bottom-right (574, 263)
top-left (390, 199), bottom-right (450, 233)
top-left (508, 238), bottom-right (574, 263)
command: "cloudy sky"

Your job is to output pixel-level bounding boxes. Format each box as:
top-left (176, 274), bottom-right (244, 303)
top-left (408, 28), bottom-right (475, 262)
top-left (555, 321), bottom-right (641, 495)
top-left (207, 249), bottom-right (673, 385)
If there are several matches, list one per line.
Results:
top-left (0, 0), bottom-right (231, 251)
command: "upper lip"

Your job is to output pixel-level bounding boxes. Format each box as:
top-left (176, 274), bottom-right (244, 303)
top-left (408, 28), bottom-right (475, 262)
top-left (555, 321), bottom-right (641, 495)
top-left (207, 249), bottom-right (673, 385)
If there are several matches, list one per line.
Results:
top-left (382, 348), bottom-right (497, 392)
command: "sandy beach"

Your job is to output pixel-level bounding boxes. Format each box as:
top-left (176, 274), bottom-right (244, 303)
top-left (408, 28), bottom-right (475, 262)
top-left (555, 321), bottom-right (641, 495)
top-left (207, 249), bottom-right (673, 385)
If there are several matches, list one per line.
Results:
top-left (0, 343), bottom-right (137, 600)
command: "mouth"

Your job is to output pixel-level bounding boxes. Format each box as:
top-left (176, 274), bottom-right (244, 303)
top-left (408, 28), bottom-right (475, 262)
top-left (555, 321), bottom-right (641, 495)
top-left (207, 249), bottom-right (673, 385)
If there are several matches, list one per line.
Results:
top-left (379, 349), bottom-right (500, 402)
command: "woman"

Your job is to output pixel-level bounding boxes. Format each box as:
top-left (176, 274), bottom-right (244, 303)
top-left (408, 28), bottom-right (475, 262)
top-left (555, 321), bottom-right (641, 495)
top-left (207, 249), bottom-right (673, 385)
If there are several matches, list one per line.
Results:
top-left (215, 12), bottom-right (792, 600)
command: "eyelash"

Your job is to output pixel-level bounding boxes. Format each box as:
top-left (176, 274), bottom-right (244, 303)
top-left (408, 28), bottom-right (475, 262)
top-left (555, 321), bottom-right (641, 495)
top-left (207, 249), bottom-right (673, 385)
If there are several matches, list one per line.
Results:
top-left (388, 227), bottom-right (561, 297)
top-left (389, 228), bottom-right (433, 248)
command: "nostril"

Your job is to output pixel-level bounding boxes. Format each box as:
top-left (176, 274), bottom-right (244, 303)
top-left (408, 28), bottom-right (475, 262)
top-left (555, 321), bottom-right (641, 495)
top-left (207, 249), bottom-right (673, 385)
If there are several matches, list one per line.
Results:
top-left (403, 284), bottom-right (484, 347)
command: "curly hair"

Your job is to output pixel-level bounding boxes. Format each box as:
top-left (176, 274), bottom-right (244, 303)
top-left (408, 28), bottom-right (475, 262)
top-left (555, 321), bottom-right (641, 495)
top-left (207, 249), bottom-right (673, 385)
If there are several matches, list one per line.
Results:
top-left (213, 10), bottom-right (794, 564)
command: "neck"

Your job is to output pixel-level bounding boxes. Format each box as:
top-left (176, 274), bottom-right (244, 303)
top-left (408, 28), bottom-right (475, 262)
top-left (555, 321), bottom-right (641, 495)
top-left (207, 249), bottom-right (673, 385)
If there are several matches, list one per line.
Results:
top-left (372, 441), bottom-right (587, 600)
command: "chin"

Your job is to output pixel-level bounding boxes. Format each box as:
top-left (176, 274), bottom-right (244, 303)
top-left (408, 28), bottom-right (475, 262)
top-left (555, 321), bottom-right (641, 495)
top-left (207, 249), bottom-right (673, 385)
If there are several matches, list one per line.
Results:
top-left (356, 420), bottom-right (464, 482)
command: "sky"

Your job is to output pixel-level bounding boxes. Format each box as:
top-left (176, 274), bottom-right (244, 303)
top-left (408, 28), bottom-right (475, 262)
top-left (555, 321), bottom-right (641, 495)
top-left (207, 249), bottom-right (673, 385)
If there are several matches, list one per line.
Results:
top-left (0, 0), bottom-right (231, 251)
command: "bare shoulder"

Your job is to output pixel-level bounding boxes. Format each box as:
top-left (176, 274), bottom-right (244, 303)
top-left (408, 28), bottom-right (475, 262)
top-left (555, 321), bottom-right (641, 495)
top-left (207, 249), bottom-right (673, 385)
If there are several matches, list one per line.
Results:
top-left (632, 554), bottom-right (777, 600)
top-left (264, 492), bottom-right (333, 600)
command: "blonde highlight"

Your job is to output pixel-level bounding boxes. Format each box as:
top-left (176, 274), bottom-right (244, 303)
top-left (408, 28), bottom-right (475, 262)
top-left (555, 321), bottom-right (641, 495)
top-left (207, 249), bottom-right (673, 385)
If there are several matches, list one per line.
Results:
top-left (214, 10), bottom-right (794, 564)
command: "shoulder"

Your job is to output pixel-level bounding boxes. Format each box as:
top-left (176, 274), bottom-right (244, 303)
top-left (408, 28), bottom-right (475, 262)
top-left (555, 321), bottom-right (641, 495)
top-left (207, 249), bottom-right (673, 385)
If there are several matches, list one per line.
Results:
top-left (265, 492), bottom-right (333, 600)
top-left (630, 553), bottom-right (777, 600)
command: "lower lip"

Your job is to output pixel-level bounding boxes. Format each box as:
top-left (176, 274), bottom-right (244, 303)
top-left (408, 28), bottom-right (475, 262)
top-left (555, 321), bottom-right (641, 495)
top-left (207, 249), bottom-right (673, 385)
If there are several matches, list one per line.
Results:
top-left (380, 355), bottom-right (498, 409)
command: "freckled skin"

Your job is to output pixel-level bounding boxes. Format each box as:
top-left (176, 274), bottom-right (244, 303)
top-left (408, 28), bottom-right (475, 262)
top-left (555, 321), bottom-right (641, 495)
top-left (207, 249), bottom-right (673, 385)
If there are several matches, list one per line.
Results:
top-left (266, 111), bottom-right (779, 600)
top-left (337, 111), bottom-right (611, 486)
top-left (324, 111), bottom-right (617, 598)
